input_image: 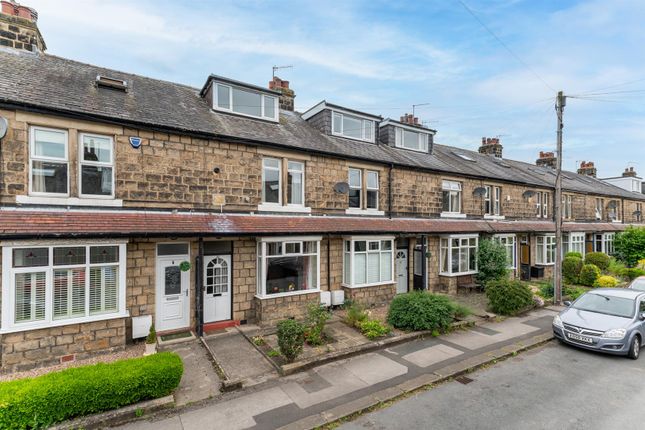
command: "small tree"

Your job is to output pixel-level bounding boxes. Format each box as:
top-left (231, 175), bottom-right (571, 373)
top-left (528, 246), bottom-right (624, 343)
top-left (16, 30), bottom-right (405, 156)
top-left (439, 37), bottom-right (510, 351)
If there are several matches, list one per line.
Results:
top-left (476, 239), bottom-right (508, 286)
top-left (276, 319), bottom-right (305, 362)
top-left (614, 226), bottom-right (645, 267)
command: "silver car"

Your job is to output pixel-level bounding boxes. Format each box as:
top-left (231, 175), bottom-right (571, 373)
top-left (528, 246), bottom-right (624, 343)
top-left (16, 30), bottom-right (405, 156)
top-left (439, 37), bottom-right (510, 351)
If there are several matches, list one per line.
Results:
top-left (553, 288), bottom-right (645, 360)
top-left (628, 276), bottom-right (645, 292)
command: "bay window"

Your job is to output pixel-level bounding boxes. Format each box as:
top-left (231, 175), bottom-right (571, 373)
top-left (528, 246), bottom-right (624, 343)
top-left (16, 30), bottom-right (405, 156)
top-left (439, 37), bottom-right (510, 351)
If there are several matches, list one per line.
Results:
top-left (442, 180), bottom-right (462, 214)
top-left (595, 233), bottom-right (615, 255)
top-left (536, 235), bottom-right (556, 265)
top-left (2, 243), bottom-right (127, 332)
top-left (80, 133), bottom-right (114, 197)
top-left (494, 235), bottom-right (516, 268)
top-left (256, 237), bottom-right (320, 297)
top-left (563, 232), bottom-right (585, 256)
top-left (440, 235), bottom-right (478, 275)
top-left (343, 237), bottom-right (394, 287)
top-left (30, 127), bottom-right (68, 195)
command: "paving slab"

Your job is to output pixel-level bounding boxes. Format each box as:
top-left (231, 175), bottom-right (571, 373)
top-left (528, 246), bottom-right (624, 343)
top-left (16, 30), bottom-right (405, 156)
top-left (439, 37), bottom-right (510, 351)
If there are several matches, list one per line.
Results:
top-left (203, 330), bottom-right (276, 384)
top-left (402, 344), bottom-right (463, 368)
top-left (161, 340), bottom-right (220, 406)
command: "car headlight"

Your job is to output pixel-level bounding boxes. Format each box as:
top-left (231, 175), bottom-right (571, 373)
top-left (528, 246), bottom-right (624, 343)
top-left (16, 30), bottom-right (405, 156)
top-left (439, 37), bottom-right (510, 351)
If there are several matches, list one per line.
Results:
top-left (602, 328), bottom-right (626, 339)
top-left (553, 315), bottom-right (564, 328)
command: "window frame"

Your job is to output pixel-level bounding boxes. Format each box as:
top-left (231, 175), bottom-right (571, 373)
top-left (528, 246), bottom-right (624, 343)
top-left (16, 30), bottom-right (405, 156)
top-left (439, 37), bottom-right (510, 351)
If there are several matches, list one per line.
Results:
top-left (347, 167), bottom-right (381, 212)
top-left (213, 82), bottom-right (279, 122)
top-left (595, 198), bottom-right (604, 220)
top-left (342, 236), bottom-right (395, 288)
top-left (261, 157), bottom-right (282, 205)
top-left (494, 234), bottom-right (516, 269)
top-left (485, 185), bottom-right (501, 216)
top-left (562, 232), bottom-right (585, 257)
top-left (562, 194), bottom-right (573, 220)
top-left (439, 234), bottom-right (479, 276)
top-left (255, 236), bottom-right (321, 298)
top-left (536, 235), bottom-right (556, 265)
top-left (366, 170), bottom-right (379, 210)
top-left (29, 126), bottom-right (70, 197)
top-left (536, 192), bottom-right (549, 218)
top-left (287, 160), bottom-right (305, 207)
top-left (1, 242), bottom-right (128, 333)
top-left (331, 111), bottom-right (375, 143)
top-left (78, 132), bottom-right (115, 200)
top-left (441, 180), bottom-right (462, 214)
top-left (395, 127), bottom-right (429, 152)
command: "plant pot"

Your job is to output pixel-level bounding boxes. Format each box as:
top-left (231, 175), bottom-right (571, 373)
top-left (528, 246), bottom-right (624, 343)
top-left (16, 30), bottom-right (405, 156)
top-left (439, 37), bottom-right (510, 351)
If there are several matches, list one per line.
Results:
top-left (144, 342), bottom-right (157, 356)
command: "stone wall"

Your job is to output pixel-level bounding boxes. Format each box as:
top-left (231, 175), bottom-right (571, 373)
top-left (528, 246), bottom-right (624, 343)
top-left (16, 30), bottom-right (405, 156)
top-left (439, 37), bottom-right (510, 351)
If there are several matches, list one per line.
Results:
top-left (232, 238), bottom-right (256, 322)
top-left (253, 291), bottom-right (320, 326)
top-left (342, 284), bottom-right (396, 308)
top-left (1, 318), bottom-right (126, 372)
top-left (0, 11), bottom-right (45, 52)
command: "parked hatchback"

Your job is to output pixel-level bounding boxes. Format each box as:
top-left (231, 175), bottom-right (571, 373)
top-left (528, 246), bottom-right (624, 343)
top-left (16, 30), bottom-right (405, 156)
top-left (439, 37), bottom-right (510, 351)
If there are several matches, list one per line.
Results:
top-left (628, 276), bottom-right (645, 292)
top-left (553, 288), bottom-right (645, 359)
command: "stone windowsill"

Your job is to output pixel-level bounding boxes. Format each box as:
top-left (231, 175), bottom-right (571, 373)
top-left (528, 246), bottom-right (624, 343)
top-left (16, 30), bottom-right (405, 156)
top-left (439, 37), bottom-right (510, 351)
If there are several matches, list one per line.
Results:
top-left (345, 208), bottom-right (385, 216)
top-left (257, 203), bottom-right (312, 214)
top-left (255, 290), bottom-right (320, 300)
top-left (16, 195), bottom-right (124, 207)
top-left (440, 212), bottom-right (467, 219)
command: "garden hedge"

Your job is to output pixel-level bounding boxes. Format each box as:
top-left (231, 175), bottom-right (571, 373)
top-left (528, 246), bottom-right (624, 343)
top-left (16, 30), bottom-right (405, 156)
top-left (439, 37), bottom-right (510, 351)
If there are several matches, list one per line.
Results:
top-left (0, 352), bottom-right (183, 429)
top-left (485, 279), bottom-right (534, 315)
top-left (579, 263), bottom-right (601, 287)
top-left (584, 252), bottom-right (610, 271)
top-left (387, 292), bottom-right (455, 332)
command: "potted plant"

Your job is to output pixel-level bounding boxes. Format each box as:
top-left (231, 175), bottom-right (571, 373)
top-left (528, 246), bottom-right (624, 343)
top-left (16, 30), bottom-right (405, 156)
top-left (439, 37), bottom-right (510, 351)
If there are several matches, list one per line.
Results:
top-left (144, 323), bottom-right (157, 356)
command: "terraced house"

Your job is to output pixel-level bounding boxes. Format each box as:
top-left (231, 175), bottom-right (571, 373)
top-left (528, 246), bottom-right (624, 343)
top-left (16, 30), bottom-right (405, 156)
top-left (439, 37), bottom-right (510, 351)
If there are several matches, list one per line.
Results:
top-left (0, 2), bottom-right (643, 371)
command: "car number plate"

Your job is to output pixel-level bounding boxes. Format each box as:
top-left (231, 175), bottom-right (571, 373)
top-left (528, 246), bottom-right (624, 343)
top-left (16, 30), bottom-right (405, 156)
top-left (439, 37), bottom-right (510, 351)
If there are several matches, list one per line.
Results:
top-left (567, 332), bottom-right (593, 344)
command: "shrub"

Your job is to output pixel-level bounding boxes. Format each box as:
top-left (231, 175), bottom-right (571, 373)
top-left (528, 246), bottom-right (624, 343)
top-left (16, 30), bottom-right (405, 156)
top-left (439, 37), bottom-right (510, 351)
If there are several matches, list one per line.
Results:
top-left (614, 226), bottom-right (645, 267)
top-left (624, 268), bottom-right (645, 281)
top-left (565, 286), bottom-right (586, 301)
top-left (584, 252), bottom-right (610, 271)
top-left (344, 302), bottom-right (368, 328)
top-left (146, 323), bottom-right (157, 344)
top-left (475, 239), bottom-right (509, 286)
top-left (304, 303), bottom-right (331, 346)
top-left (387, 292), bottom-right (455, 332)
top-left (593, 275), bottom-right (619, 288)
top-left (538, 281), bottom-right (554, 299)
top-left (562, 256), bottom-right (583, 284)
top-left (485, 279), bottom-right (534, 315)
top-left (359, 319), bottom-right (391, 340)
top-left (579, 264), bottom-right (601, 287)
top-left (607, 257), bottom-right (627, 277)
top-left (565, 252), bottom-right (583, 259)
top-left (0, 352), bottom-right (182, 429)
top-left (452, 303), bottom-right (472, 319)
top-left (639, 259), bottom-right (645, 270)
top-left (276, 319), bottom-right (305, 363)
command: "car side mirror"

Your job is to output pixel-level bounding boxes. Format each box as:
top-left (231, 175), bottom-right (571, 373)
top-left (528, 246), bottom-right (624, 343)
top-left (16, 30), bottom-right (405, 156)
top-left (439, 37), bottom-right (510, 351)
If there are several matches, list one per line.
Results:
top-left (640, 312), bottom-right (645, 321)
top-left (563, 301), bottom-right (572, 307)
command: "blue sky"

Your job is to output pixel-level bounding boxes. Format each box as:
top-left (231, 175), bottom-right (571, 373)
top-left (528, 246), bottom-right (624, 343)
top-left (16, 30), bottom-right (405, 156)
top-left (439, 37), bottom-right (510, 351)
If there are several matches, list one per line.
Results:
top-left (28, 0), bottom-right (644, 177)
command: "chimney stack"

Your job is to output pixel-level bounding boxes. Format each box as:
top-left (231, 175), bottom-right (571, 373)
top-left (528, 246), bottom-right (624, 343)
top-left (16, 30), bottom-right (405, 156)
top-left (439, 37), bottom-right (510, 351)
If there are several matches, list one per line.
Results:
top-left (0, 0), bottom-right (45, 52)
top-left (536, 151), bottom-right (557, 169)
top-left (268, 76), bottom-right (295, 112)
top-left (577, 161), bottom-right (597, 178)
top-left (478, 137), bottom-right (503, 158)
top-left (622, 167), bottom-right (637, 178)
top-left (400, 113), bottom-right (422, 127)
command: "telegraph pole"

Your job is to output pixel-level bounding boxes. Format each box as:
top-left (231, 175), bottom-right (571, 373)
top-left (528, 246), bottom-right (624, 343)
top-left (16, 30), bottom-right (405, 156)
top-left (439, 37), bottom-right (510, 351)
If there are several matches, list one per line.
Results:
top-left (554, 91), bottom-right (566, 305)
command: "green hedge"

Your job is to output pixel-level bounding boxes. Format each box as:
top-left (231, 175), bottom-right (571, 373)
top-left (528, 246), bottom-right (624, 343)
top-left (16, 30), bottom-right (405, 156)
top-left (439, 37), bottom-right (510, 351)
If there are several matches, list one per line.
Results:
top-left (584, 252), bottom-right (610, 271)
top-left (0, 352), bottom-right (183, 429)
top-left (579, 263), bottom-right (601, 287)
top-left (387, 292), bottom-right (456, 332)
top-left (486, 279), bottom-right (534, 315)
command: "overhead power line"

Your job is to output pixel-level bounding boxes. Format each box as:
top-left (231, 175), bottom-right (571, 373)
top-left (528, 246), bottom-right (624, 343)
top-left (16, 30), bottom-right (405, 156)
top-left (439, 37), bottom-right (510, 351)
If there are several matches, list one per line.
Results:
top-left (456, 0), bottom-right (556, 93)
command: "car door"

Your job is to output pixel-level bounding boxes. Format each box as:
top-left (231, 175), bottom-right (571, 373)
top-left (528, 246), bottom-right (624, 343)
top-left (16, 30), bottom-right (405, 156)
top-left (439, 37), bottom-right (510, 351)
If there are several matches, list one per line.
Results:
top-left (639, 300), bottom-right (645, 337)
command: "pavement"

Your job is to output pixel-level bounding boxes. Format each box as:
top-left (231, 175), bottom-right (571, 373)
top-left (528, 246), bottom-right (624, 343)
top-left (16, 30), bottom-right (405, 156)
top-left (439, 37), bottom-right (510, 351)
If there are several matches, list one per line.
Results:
top-left (113, 307), bottom-right (557, 430)
top-left (340, 339), bottom-right (645, 430)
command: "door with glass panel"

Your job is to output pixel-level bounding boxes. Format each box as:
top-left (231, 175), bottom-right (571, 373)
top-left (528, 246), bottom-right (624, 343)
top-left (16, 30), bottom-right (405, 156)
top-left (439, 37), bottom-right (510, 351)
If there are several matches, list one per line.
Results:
top-left (155, 244), bottom-right (190, 332)
top-left (203, 255), bottom-right (232, 323)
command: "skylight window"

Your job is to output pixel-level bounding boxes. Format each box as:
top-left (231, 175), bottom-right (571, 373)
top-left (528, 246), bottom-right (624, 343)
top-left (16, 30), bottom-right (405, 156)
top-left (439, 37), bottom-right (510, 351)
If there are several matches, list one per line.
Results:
top-left (452, 151), bottom-right (475, 162)
top-left (214, 83), bottom-right (278, 121)
top-left (96, 75), bottom-right (127, 91)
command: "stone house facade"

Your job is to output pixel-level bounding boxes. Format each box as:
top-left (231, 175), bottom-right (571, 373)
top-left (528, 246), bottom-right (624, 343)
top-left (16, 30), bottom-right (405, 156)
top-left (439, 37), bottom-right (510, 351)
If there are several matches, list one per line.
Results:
top-left (0, 3), bottom-right (644, 371)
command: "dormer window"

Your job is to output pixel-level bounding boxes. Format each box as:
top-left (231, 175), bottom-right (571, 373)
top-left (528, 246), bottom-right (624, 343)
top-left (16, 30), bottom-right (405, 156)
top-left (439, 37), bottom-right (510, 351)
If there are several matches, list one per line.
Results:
top-left (214, 83), bottom-right (278, 121)
top-left (332, 112), bottom-right (374, 142)
top-left (395, 127), bottom-right (429, 152)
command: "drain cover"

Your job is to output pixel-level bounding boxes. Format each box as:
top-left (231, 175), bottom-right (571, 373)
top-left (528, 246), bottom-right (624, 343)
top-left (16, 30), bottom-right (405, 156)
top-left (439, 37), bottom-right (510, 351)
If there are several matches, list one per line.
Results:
top-left (455, 376), bottom-right (474, 385)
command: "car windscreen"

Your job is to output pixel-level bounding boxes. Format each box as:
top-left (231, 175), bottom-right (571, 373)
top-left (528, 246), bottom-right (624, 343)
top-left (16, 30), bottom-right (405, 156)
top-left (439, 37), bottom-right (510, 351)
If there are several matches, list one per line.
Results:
top-left (631, 279), bottom-right (645, 291)
top-left (572, 293), bottom-right (635, 318)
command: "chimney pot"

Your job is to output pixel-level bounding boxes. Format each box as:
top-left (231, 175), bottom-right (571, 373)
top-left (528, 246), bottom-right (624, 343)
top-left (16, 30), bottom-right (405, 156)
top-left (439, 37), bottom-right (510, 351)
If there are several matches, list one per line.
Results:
top-left (478, 136), bottom-right (503, 158)
top-left (268, 76), bottom-right (295, 112)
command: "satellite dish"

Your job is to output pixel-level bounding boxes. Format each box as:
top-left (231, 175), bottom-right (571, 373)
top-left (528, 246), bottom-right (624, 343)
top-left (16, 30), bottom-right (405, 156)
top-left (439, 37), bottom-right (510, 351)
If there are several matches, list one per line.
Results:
top-left (608, 200), bottom-right (617, 209)
top-left (473, 187), bottom-right (487, 197)
top-left (0, 116), bottom-right (7, 140)
top-left (334, 182), bottom-right (349, 194)
top-left (522, 190), bottom-right (536, 199)
top-left (634, 210), bottom-right (642, 217)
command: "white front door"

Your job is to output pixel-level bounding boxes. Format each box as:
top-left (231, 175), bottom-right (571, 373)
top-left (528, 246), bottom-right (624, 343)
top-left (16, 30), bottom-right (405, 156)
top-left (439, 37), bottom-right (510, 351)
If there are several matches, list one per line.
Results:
top-left (395, 249), bottom-right (408, 294)
top-left (203, 255), bottom-right (232, 323)
top-left (156, 256), bottom-right (190, 332)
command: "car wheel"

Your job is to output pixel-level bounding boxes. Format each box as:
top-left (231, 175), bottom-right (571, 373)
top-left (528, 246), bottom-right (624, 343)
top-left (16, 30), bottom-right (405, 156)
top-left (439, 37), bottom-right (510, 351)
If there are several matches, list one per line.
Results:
top-left (628, 336), bottom-right (640, 360)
